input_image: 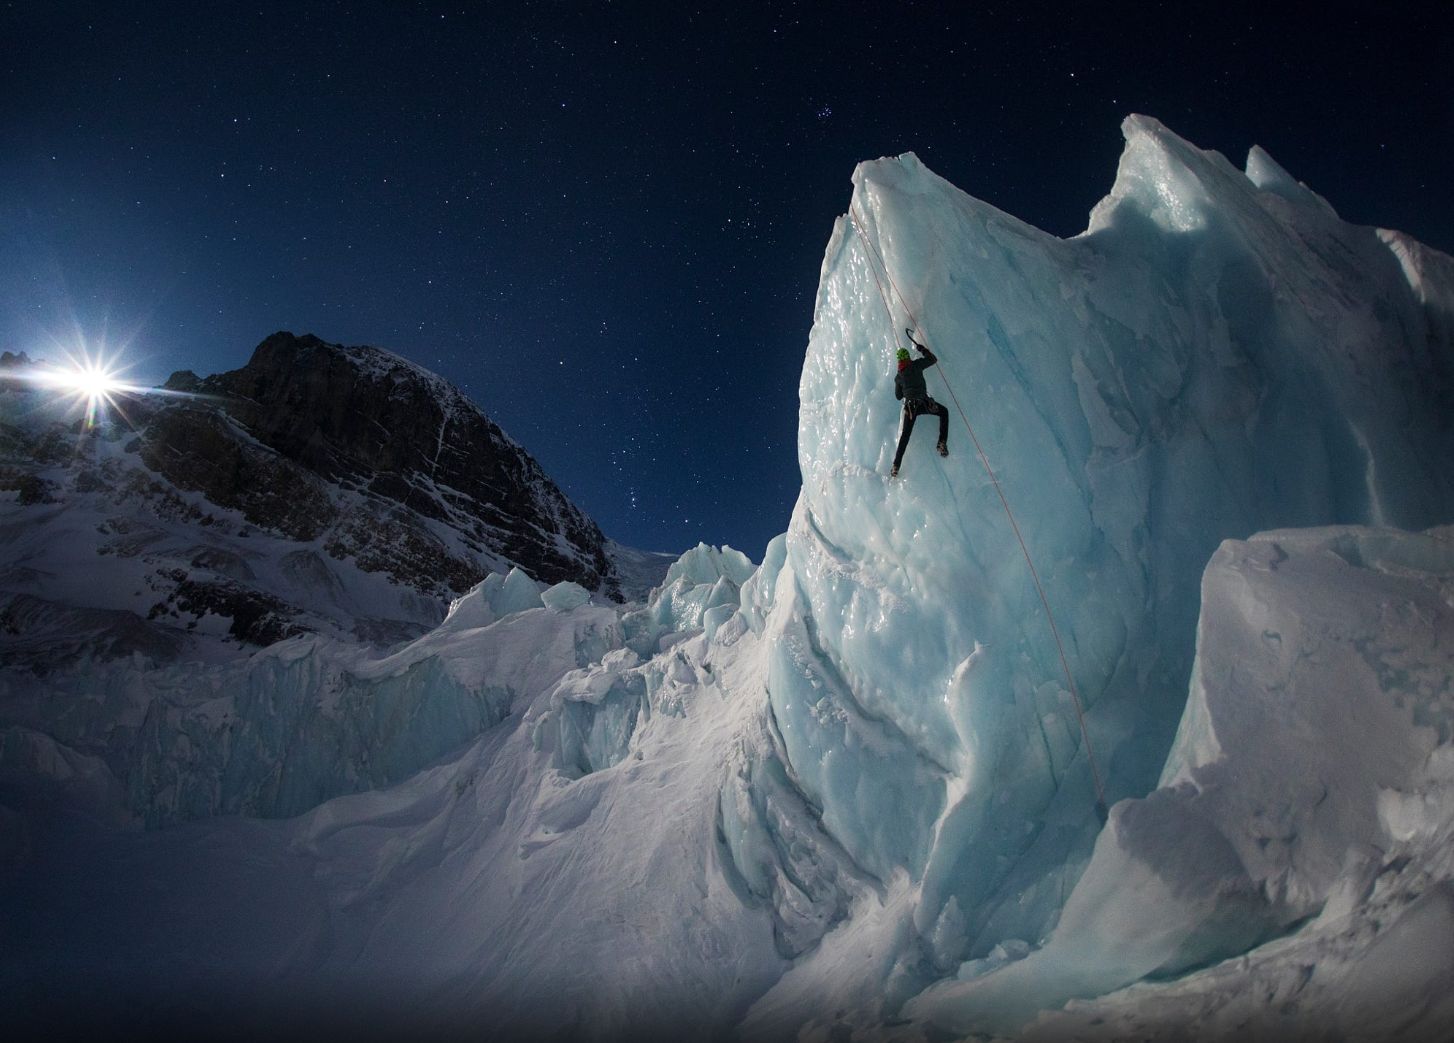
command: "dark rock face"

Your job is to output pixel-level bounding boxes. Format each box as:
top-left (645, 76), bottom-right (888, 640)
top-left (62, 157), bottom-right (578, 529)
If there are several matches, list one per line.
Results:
top-left (138, 406), bottom-right (337, 542)
top-left (0, 594), bottom-right (186, 673)
top-left (167, 332), bottom-right (620, 599)
top-left (147, 571), bottom-right (304, 645)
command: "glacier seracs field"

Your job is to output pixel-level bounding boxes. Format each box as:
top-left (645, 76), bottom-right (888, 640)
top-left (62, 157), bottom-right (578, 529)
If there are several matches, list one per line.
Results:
top-left (4, 115), bottom-right (1454, 1041)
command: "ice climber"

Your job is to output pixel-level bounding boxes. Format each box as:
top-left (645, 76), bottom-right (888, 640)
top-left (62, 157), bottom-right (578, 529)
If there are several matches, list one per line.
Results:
top-left (890, 329), bottom-right (949, 477)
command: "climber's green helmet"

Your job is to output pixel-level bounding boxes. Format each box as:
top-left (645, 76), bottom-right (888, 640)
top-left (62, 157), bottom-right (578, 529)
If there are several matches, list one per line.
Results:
top-left (895, 348), bottom-right (911, 363)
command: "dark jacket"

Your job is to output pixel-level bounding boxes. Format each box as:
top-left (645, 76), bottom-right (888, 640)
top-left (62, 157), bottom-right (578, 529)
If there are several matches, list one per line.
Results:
top-left (894, 340), bottom-right (938, 402)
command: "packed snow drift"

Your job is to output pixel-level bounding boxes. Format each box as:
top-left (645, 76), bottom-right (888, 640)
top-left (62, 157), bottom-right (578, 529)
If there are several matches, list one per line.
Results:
top-left (4, 115), bottom-right (1454, 1041)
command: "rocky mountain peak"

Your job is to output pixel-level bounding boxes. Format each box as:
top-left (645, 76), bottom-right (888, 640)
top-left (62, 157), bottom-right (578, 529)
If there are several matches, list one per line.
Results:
top-left (1, 331), bottom-right (636, 663)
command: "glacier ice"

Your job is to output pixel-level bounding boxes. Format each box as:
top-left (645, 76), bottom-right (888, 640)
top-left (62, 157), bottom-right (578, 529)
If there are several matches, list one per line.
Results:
top-left (0, 596), bottom-right (623, 825)
top-left (534, 542), bottom-right (758, 776)
top-left (541, 579), bottom-right (592, 613)
top-left (440, 566), bottom-right (544, 628)
top-left (628, 541), bottom-right (756, 647)
top-left (910, 525), bottom-right (1454, 1036)
top-left (744, 113), bottom-right (1454, 1001)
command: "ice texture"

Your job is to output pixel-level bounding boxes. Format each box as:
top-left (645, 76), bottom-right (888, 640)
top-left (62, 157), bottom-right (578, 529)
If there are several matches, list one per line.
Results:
top-left (742, 114), bottom-right (1454, 1007)
top-left (441, 566), bottom-right (544, 629)
top-left (535, 543), bottom-right (757, 776)
top-left (909, 525), bottom-right (1454, 1036)
top-left (0, 599), bottom-right (622, 826)
top-left (619, 541), bottom-right (756, 652)
top-left (541, 580), bottom-right (591, 613)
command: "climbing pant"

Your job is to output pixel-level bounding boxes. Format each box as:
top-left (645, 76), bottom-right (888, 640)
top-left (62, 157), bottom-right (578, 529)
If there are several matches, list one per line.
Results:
top-left (892, 396), bottom-right (949, 471)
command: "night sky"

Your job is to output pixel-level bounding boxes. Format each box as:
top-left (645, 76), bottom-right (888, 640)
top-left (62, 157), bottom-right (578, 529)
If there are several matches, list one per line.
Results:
top-left (3, 3), bottom-right (1450, 560)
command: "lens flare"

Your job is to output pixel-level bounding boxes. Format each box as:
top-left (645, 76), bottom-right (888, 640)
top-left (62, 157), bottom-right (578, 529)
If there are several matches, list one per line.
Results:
top-left (49, 361), bottom-right (120, 399)
top-left (61, 360), bottom-right (125, 426)
top-left (23, 347), bottom-right (142, 428)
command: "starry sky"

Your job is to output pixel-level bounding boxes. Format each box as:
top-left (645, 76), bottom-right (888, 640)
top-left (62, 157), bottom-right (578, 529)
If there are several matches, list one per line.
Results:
top-left (3, 2), bottom-right (1450, 560)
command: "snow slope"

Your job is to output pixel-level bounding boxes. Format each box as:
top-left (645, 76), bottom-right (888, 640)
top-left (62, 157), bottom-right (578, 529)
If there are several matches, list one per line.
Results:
top-left (4, 116), bottom-right (1454, 1041)
top-left (3, 547), bottom-right (784, 1040)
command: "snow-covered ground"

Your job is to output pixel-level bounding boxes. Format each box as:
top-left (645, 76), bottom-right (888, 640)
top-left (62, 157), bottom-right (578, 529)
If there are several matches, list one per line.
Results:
top-left (4, 116), bottom-right (1454, 1041)
top-left (4, 548), bottom-right (785, 1040)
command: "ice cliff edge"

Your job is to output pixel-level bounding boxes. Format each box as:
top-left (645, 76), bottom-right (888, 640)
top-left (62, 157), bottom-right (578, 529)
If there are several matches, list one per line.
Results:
top-left (741, 113), bottom-right (1454, 1001)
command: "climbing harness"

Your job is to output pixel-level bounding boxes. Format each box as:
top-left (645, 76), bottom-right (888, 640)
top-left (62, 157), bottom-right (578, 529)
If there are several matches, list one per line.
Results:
top-left (848, 203), bottom-right (1110, 823)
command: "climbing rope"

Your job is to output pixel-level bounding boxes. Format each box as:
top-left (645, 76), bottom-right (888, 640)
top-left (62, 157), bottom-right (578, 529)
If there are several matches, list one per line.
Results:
top-left (847, 202), bottom-right (1109, 820)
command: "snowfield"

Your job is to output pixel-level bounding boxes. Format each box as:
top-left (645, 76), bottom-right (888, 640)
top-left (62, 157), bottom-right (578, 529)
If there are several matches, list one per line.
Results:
top-left (4, 115), bottom-right (1454, 1041)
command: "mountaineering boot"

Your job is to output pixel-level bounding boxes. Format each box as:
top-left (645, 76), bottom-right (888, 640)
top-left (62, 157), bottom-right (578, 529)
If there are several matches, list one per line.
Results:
top-left (889, 466), bottom-right (899, 478)
top-left (937, 442), bottom-right (948, 457)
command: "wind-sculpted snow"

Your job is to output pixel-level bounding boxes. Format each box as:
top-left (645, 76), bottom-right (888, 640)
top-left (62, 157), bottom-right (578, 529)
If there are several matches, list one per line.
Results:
top-left (741, 114), bottom-right (1454, 1011)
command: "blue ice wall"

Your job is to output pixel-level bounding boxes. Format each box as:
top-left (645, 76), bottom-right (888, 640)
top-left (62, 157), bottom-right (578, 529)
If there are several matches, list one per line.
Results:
top-left (756, 115), bottom-right (1454, 968)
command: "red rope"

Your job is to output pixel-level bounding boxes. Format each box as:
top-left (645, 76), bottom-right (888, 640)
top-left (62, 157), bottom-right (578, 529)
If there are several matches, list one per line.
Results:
top-left (848, 202), bottom-right (1108, 814)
